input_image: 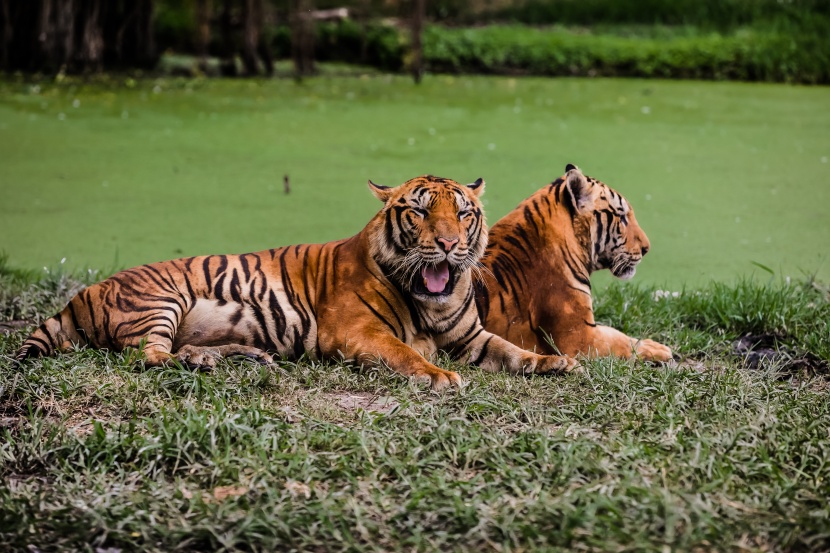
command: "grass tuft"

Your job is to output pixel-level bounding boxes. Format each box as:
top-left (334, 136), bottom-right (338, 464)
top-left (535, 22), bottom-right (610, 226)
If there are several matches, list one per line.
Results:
top-left (1, 273), bottom-right (829, 551)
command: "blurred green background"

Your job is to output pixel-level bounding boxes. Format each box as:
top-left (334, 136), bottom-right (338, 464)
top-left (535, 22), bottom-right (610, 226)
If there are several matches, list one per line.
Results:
top-left (1, 74), bottom-right (827, 287)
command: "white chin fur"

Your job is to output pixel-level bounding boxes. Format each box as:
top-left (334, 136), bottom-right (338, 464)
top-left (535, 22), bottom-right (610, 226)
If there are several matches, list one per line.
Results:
top-left (617, 266), bottom-right (636, 280)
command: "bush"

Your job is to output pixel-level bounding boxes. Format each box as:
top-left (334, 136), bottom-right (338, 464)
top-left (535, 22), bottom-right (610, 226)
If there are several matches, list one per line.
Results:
top-left (420, 24), bottom-right (830, 84)
top-left (269, 20), bottom-right (405, 72)
top-left (491, 0), bottom-right (830, 28)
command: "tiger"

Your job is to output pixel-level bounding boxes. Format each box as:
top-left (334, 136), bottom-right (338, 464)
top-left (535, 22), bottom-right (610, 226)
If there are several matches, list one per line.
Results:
top-left (475, 164), bottom-right (673, 362)
top-left (16, 175), bottom-right (578, 390)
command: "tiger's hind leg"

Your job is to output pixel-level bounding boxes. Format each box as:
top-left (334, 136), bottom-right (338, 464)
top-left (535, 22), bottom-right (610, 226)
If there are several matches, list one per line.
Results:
top-left (173, 344), bottom-right (273, 369)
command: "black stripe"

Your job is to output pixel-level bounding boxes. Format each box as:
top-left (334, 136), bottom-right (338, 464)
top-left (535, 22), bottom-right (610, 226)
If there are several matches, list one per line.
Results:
top-left (357, 293), bottom-right (399, 337)
top-left (561, 184), bottom-right (577, 219)
top-left (240, 254), bottom-right (251, 282)
top-left (470, 336), bottom-right (493, 366)
top-left (268, 290), bottom-right (288, 338)
top-left (202, 257), bottom-right (213, 294)
top-left (522, 206), bottom-right (541, 237)
top-left (229, 270), bottom-right (242, 302)
top-left (376, 292), bottom-right (406, 341)
top-left (548, 177), bottom-right (564, 193)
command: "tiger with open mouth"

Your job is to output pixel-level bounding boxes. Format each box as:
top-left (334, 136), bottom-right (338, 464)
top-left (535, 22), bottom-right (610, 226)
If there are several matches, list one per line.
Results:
top-left (17, 175), bottom-right (579, 389)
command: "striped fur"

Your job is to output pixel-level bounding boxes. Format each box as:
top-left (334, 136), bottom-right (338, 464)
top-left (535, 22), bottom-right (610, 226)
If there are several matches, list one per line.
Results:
top-left (17, 175), bottom-right (577, 389)
top-left (475, 165), bottom-right (673, 362)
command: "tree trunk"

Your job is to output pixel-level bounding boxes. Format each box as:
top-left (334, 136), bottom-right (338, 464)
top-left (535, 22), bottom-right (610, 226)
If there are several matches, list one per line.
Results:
top-left (220, 0), bottom-right (236, 76)
top-left (411, 0), bottom-right (425, 84)
top-left (291, 0), bottom-right (315, 79)
top-left (196, 0), bottom-right (211, 72)
top-left (138, 0), bottom-right (155, 67)
top-left (79, 0), bottom-right (104, 72)
top-left (0, 0), bottom-right (12, 70)
top-left (241, 0), bottom-right (259, 75)
top-left (257, 0), bottom-right (273, 76)
top-left (55, 0), bottom-right (75, 70)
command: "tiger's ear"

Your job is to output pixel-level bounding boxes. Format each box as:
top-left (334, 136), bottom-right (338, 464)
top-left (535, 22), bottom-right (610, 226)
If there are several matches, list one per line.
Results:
top-left (368, 180), bottom-right (394, 203)
top-left (565, 164), bottom-right (592, 211)
top-left (466, 178), bottom-right (485, 197)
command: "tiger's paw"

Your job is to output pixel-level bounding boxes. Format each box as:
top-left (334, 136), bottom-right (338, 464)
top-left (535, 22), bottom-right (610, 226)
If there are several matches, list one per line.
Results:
top-left (414, 368), bottom-right (463, 392)
top-left (635, 339), bottom-right (673, 363)
top-left (174, 345), bottom-right (221, 369)
top-left (534, 354), bottom-right (581, 375)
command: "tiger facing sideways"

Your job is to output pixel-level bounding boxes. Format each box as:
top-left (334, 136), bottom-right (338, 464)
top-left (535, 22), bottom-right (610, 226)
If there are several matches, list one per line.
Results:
top-left (17, 175), bottom-right (578, 390)
top-left (475, 164), bottom-right (673, 362)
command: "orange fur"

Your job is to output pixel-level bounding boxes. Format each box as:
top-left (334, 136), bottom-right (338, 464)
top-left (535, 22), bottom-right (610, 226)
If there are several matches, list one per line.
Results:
top-left (475, 165), bottom-right (672, 362)
top-left (18, 175), bottom-right (578, 389)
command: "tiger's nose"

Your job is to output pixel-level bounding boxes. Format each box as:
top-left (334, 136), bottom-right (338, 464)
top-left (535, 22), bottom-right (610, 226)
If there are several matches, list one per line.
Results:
top-left (437, 236), bottom-right (459, 252)
top-left (641, 244), bottom-right (650, 256)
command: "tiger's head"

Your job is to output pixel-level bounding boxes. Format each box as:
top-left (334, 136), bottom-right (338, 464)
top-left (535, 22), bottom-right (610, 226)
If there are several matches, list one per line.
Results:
top-left (367, 175), bottom-right (487, 301)
top-left (560, 164), bottom-right (651, 280)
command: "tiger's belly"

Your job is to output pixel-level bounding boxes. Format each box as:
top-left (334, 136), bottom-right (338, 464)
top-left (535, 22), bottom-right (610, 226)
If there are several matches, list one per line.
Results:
top-left (173, 299), bottom-right (319, 358)
top-left (173, 299), bottom-right (258, 349)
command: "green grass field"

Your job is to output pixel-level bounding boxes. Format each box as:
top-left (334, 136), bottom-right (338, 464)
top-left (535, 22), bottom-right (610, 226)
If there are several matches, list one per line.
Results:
top-left (2, 73), bottom-right (830, 551)
top-left (1, 269), bottom-right (829, 551)
top-left (1, 73), bottom-right (828, 286)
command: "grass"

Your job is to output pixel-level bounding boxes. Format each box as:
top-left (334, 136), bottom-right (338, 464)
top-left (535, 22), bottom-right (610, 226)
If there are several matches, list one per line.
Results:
top-left (0, 73), bottom-right (829, 286)
top-left (1, 263), bottom-right (829, 551)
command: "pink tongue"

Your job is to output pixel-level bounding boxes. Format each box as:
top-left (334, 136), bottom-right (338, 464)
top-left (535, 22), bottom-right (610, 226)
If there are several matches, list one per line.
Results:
top-left (421, 261), bottom-right (450, 293)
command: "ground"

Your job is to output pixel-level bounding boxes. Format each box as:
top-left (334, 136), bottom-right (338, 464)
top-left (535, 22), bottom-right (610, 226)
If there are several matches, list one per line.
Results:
top-left (1, 268), bottom-right (828, 552)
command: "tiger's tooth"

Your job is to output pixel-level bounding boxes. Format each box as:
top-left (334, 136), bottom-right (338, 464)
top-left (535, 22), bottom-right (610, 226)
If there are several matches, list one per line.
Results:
top-left (423, 277), bottom-right (429, 287)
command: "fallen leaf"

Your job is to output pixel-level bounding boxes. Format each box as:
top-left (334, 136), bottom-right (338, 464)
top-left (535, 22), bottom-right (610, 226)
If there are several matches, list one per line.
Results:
top-left (284, 479), bottom-right (311, 499)
top-left (211, 485), bottom-right (248, 502)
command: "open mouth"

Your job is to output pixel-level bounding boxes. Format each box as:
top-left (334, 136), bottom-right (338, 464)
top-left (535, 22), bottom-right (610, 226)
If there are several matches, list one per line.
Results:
top-left (412, 260), bottom-right (456, 297)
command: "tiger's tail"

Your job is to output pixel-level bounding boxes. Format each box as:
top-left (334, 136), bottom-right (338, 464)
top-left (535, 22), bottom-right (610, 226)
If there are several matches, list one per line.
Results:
top-left (15, 306), bottom-right (87, 362)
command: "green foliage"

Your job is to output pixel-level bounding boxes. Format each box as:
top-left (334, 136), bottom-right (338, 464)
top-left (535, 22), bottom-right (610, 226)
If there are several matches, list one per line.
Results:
top-left (1, 274), bottom-right (829, 550)
top-left (492, 0), bottom-right (830, 28)
top-left (421, 24), bottom-right (830, 83)
top-left (269, 21), bottom-right (406, 71)
top-left (155, 0), bottom-right (197, 52)
top-left (315, 20), bottom-right (407, 72)
top-left (268, 18), bottom-right (830, 83)
top-left (595, 278), bottom-right (830, 360)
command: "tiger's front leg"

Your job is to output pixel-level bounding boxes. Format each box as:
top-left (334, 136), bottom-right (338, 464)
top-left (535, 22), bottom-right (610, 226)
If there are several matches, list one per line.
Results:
top-left (587, 325), bottom-right (673, 362)
top-left (460, 329), bottom-right (579, 375)
top-left (345, 332), bottom-right (463, 391)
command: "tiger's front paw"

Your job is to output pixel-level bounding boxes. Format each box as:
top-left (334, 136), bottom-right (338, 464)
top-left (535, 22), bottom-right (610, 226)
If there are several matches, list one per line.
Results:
top-left (414, 368), bottom-right (463, 391)
top-left (534, 354), bottom-right (580, 375)
top-left (635, 339), bottom-right (673, 363)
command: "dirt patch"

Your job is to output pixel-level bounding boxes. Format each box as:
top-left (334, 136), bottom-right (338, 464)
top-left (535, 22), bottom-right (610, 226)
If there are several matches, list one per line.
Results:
top-left (732, 333), bottom-right (828, 374)
top-left (328, 391), bottom-right (400, 415)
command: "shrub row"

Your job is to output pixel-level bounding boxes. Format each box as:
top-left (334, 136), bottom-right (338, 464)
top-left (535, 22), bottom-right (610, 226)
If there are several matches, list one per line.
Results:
top-left (487, 0), bottom-right (830, 28)
top-left (421, 24), bottom-right (830, 84)
top-left (269, 20), bottom-right (829, 84)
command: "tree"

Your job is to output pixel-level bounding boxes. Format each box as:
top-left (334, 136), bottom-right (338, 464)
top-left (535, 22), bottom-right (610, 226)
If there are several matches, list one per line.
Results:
top-left (0, 0), bottom-right (157, 73)
top-left (411, 0), bottom-right (425, 83)
top-left (291, 0), bottom-right (315, 79)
